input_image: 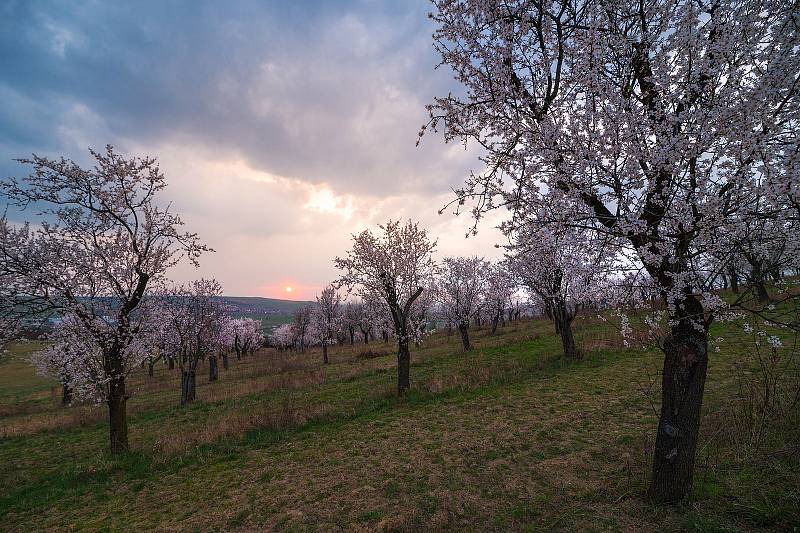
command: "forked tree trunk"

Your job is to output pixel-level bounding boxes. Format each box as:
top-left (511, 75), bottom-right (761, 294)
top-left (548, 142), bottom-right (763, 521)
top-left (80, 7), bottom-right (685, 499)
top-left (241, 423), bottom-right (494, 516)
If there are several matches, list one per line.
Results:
top-left (108, 373), bottom-right (128, 455)
top-left (648, 295), bottom-right (709, 503)
top-left (180, 370), bottom-right (196, 405)
top-left (458, 322), bottom-right (471, 351)
top-left (361, 329), bottom-right (369, 344)
top-left (349, 327), bottom-right (355, 345)
top-left (209, 355), bottom-right (218, 382)
top-left (397, 338), bottom-right (411, 395)
top-left (551, 302), bottom-right (579, 359)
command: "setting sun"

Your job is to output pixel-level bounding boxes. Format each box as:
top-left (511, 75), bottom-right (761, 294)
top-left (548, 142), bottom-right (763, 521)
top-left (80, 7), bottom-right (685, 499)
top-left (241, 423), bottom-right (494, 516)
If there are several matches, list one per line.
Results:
top-left (284, 286), bottom-right (293, 293)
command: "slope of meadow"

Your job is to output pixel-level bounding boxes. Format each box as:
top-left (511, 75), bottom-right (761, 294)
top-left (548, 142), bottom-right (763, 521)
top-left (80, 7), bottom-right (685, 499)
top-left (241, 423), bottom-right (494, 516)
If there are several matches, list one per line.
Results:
top-left (1, 316), bottom-right (798, 531)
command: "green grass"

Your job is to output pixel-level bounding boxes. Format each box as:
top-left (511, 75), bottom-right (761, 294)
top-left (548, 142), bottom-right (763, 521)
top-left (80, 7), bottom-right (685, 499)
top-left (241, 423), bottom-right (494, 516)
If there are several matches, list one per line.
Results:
top-left (1, 314), bottom-right (798, 531)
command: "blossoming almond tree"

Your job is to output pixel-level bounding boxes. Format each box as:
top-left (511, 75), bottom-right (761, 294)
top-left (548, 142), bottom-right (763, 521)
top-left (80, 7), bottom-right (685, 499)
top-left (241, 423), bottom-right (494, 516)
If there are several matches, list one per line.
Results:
top-left (313, 284), bottom-right (342, 365)
top-left (427, 0), bottom-right (799, 501)
top-left (335, 220), bottom-right (437, 394)
top-left (159, 279), bottom-right (225, 405)
top-left (484, 261), bottom-right (515, 335)
top-left (32, 308), bottom-right (160, 406)
top-left (292, 305), bottom-right (313, 353)
top-left (223, 317), bottom-right (264, 361)
top-left (435, 256), bottom-right (489, 351)
top-left (0, 146), bottom-right (208, 454)
top-left (271, 323), bottom-right (296, 350)
top-left (510, 217), bottom-right (617, 359)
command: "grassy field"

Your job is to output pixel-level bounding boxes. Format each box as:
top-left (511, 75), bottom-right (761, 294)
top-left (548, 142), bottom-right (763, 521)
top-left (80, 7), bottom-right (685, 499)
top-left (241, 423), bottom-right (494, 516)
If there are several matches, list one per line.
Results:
top-left (1, 315), bottom-right (798, 531)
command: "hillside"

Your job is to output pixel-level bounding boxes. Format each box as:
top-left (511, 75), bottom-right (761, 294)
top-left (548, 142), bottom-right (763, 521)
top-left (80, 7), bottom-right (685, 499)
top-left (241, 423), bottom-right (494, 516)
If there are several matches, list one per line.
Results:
top-left (219, 296), bottom-right (313, 330)
top-left (218, 296), bottom-right (313, 316)
top-left (0, 316), bottom-right (797, 531)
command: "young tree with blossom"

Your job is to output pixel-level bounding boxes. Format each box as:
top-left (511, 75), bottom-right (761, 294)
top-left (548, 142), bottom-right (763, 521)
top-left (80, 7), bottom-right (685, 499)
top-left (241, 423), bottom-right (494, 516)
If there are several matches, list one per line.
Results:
top-left (510, 218), bottom-right (615, 359)
top-left (159, 279), bottom-right (225, 405)
top-left (484, 262), bottom-right (515, 335)
top-left (435, 256), bottom-right (488, 351)
top-left (292, 305), bottom-right (313, 353)
top-left (336, 220), bottom-right (437, 394)
top-left (313, 284), bottom-right (342, 365)
top-left (426, 0), bottom-right (799, 501)
top-left (32, 308), bottom-right (161, 406)
top-left (0, 146), bottom-right (207, 454)
top-left (342, 302), bottom-right (360, 346)
top-left (223, 317), bottom-right (264, 361)
top-left (271, 323), bottom-right (296, 350)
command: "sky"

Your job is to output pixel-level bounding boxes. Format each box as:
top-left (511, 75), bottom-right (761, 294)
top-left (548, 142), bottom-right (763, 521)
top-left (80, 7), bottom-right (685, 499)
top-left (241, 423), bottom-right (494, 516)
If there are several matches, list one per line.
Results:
top-left (0, 0), bottom-right (505, 300)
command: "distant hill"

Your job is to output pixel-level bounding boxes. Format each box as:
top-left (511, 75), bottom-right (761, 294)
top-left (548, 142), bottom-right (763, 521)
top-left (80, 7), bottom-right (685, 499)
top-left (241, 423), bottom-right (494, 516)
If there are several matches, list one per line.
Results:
top-left (217, 296), bottom-right (314, 330)
top-left (218, 296), bottom-right (312, 315)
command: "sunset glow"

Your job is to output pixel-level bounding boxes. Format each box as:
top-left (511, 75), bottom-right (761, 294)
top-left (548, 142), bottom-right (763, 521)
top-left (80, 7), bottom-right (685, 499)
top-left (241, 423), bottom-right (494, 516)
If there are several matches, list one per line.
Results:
top-left (284, 286), bottom-right (293, 293)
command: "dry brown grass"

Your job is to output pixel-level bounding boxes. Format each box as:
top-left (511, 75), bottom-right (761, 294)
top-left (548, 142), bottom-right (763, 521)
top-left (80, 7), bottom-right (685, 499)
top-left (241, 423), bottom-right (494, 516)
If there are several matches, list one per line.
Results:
top-left (0, 339), bottom-right (401, 439)
top-left (152, 397), bottom-right (333, 456)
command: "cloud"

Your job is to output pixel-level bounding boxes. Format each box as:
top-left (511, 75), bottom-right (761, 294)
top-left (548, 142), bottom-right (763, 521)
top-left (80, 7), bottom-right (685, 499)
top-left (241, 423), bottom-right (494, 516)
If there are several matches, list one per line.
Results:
top-left (0, 0), bottom-right (504, 297)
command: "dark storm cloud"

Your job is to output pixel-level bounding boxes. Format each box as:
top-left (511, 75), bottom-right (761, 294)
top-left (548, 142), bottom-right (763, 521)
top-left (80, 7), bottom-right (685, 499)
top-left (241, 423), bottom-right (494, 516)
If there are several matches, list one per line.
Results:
top-left (0, 0), bottom-right (473, 195)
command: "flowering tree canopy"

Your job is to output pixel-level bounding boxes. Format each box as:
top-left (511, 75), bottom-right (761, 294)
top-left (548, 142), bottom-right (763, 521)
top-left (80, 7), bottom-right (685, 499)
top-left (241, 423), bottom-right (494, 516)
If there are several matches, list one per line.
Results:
top-left (158, 278), bottom-right (225, 405)
top-left (335, 220), bottom-right (437, 394)
top-left (435, 256), bottom-right (489, 351)
top-left (510, 210), bottom-right (618, 358)
top-left (313, 284), bottom-right (342, 364)
top-left (427, 0), bottom-right (800, 502)
top-left (0, 146), bottom-right (208, 453)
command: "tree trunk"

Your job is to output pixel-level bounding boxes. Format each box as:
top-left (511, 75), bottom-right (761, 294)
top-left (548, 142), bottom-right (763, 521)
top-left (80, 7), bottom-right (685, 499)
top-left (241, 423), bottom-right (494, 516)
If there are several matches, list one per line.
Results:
top-left (559, 318), bottom-right (578, 359)
top-left (349, 327), bottom-right (355, 345)
top-left (209, 354), bottom-right (218, 382)
top-left (458, 322), bottom-right (471, 351)
top-left (180, 370), bottom-right (196, 405)
top-left (490, 313), bottom-right (499, 335)
top-left (148, 361), bottom-right (155, 377)
top-left (108, 374), bottom-right (128, 455)
top-left (168, 356), bottom-right (175, 370)
top-left (755, 280), bottom-right (770, 303)
top-left (362, 330), bottom-right (369, 344)
top-left (221, 351), bottom-right (229, 370)
top-left (61, 382), bottom-right (72, 406)
top-left (551, 302), bottom-right (579, 359)
top-left (648, 296), bottom-right (709, 503)
top-left (323, 343), bottom-right (329, 365)
top-left (397, 338), bottom-right (410, 395)
top-left (728, 265), bottom-right (739, 293)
